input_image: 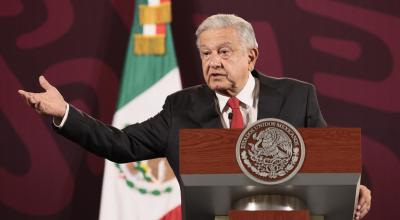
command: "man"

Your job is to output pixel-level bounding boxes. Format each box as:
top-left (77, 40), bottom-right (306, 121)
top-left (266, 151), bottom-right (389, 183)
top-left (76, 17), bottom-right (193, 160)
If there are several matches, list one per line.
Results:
top-left (18, 14), bottom-right (370, 219)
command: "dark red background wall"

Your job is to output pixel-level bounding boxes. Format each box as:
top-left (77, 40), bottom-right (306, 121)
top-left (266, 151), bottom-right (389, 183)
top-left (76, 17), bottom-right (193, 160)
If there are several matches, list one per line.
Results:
top-left (1, 0), bottom-right (399, 219)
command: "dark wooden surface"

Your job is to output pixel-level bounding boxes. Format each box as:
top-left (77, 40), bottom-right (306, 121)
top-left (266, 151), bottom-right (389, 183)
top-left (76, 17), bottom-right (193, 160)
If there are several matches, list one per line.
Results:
top-left (228, 210), bottom-right (310, 220)
top-left (180, 128), bottom-right (361, 174)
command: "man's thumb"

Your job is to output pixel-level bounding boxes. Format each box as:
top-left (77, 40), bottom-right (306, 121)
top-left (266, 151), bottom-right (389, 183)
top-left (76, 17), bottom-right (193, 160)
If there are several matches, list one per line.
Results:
top-left (39, 75), bottom-right (52, 91)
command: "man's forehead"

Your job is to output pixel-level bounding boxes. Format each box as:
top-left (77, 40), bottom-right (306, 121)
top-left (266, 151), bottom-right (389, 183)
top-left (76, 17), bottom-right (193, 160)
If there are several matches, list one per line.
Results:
top-left (199, 27), bottom-right (237, 37)
top-left (198, 27), bottom-right (240, 48)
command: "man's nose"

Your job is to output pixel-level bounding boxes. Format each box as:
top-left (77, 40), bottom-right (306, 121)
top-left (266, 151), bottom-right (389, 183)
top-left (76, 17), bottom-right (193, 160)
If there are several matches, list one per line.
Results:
top-left (209, 53), bottom-right (222, 68)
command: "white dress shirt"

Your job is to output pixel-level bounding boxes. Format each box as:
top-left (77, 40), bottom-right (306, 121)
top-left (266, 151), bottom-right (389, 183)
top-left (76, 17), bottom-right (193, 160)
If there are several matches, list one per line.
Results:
top-left (54, 103), bottom-right (69, 128)
top-left (215, 74), bottom-right (259, 128)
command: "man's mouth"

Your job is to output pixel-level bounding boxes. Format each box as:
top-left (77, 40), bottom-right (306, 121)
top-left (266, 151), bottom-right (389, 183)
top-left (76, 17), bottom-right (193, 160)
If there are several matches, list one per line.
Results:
top-left (209, 73), bottom-right (226, 77)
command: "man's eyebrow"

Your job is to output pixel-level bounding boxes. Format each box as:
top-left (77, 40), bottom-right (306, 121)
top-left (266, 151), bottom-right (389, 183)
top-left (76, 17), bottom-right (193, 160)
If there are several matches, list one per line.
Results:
top-left (199, 45), bottom-right (209, 50)
top-left (199, 42), bottom-right (233, 49)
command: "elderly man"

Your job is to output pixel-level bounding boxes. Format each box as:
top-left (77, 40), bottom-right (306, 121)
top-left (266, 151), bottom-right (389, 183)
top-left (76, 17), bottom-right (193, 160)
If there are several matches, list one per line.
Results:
top-left (19, 14), bottom-right (371, 219)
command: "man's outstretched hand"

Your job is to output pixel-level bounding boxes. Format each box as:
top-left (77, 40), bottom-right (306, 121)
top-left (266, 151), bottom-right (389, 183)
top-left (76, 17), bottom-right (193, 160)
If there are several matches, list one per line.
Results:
top-left (18, 75), bottom-right (67, 118)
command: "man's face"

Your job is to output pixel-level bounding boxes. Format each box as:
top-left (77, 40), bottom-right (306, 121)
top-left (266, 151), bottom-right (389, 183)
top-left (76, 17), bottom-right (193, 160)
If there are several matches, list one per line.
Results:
top-left (198, 27), bottom-right (258, 96)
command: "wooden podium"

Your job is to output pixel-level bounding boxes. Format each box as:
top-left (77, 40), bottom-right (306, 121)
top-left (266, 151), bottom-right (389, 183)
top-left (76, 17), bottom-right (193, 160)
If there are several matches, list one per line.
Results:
top-left (180, 128), bottom-right (361, 220)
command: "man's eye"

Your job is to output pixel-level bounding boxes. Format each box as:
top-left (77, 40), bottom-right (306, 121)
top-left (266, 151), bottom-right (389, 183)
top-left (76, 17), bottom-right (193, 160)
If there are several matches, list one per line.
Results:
top-left (219, 49), bottom-right (231, 57)
top-left (201, 51), bottom-right (210, 57)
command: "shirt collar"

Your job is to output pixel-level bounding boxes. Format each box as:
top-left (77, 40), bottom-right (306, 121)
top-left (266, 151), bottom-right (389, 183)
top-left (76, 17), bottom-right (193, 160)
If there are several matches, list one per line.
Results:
top-left (215, 73), bottom-right (256, 112)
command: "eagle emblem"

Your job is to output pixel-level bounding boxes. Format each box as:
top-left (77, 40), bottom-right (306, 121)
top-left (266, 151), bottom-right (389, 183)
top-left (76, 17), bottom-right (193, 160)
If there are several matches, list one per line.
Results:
top-left (236, 118), bottom-right (305, 185)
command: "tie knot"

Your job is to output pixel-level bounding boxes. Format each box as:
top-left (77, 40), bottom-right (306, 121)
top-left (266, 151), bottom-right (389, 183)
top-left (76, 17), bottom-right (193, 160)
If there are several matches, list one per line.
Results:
top-left (227, 96), bottom-right (240, 109)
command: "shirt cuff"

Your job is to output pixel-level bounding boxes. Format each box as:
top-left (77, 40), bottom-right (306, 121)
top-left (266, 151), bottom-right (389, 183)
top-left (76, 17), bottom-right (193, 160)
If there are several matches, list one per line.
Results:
top-left (53, 104), bottom-right (70, 128)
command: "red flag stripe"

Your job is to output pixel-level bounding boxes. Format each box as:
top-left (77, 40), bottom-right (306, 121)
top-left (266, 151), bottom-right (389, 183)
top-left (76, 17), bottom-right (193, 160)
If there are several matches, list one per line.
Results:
top-left (159, 205), bottom-right (182, 220)
top-left (156, 24), bottom-right (166, 35)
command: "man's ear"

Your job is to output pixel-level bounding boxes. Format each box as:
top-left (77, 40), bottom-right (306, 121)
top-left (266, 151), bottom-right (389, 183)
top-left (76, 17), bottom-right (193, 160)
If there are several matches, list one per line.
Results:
top-left (248, 48), bottom-right (259, 71)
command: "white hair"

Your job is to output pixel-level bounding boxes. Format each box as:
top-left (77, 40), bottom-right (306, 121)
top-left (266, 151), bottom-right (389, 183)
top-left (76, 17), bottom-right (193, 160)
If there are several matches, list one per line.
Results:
top-left (195, 14), bottom-right (258, 49)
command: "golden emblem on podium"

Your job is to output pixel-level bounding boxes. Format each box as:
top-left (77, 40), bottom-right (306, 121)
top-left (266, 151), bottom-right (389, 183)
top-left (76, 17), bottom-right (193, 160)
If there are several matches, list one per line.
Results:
top-left (236, 118), bottom-right (305, 185)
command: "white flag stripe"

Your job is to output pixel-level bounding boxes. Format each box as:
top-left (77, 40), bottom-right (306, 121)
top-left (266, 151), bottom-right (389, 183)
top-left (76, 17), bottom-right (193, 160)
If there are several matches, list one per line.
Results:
top-left (112, 68), bottom-right (181, 128)
top-left (148, 0), bottom-right (160, 6)
top-left (143, 24), bottom-right (157, 35)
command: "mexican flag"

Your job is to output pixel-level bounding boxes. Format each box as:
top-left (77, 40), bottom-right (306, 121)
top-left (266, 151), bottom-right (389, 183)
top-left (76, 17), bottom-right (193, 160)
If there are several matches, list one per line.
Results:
top-left (99, 0), bottom-right (182, 219)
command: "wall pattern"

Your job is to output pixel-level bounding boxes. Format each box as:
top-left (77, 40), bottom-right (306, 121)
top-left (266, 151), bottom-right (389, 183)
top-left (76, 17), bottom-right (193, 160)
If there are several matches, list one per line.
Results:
top-left (1, 0), bottom-right (399, 219)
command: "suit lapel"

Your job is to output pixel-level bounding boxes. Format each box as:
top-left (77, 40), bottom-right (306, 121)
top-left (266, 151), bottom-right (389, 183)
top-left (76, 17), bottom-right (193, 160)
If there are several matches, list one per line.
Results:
top-left (254, 71), bottom-right (285, 120)
top-left (190, 85), bottom-right (223, 128)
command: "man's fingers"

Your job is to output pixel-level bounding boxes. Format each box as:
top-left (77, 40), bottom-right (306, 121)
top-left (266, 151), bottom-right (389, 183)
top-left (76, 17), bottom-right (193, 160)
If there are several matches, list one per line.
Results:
top-left (18, 89), bottom-right (29, 98)
top-left (27, 93), bottom-right (37, 104)
top-left (354, 212), bottom-right (360, 220)
top-left (354, 205), bottom-right (368, 220)
top-left (39, 75), bottom-right (52, 91)
top-left (355, 185), bottom-right (371, 220)
top-left (18, 90), bottom-right (36, 102)
top-left (358, 197), bottom-right (367, 208)
top-left (353, 185), bottom-right (371, 220)
top-left (18, 90), bottom-right (39, 103)
top-left (18, 90), bottom-right (33, 106)
top-left (34, 102), bottom-right (43, 114)
top-left (21, 94), bottom-right (32, 107)
top-left (18, 90), bottom-right (40, 108)
top-left (34, 100), bottom-right (40, 109)
top-left (359, 205), bottom-right (370, 219)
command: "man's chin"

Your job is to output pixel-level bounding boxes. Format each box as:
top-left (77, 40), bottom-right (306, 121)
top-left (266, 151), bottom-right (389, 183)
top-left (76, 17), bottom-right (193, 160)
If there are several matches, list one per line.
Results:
top-left (207, 84), bottom-right (234, 96)
top-left (208, 83), bottom-right (228, 91)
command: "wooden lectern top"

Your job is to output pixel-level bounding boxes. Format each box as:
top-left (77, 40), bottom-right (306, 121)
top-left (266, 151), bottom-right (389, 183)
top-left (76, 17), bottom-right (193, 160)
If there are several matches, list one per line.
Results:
top-left (180, 128), bottom-right (361, 174)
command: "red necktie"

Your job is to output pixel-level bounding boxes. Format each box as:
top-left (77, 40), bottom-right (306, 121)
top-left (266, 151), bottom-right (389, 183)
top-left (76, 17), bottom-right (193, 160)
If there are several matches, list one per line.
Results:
top-left (227, 96), bottom-right (244, 129)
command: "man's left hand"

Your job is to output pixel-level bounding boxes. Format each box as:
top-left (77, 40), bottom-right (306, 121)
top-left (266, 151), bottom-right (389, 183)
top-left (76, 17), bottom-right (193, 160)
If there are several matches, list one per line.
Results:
top-left (354, 185), bottom-right (371, 220)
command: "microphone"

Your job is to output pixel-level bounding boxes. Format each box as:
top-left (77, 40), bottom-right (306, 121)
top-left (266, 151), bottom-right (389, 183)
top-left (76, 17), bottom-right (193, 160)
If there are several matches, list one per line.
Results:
top-left (228, 112), bottom-right (233, 120)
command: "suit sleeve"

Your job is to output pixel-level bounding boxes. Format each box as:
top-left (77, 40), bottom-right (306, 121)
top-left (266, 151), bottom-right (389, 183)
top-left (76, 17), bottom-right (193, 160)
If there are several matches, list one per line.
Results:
top-left (305, 84), bottom-right (327, 128)
top-left (55, 97), bottom-right (172, 163)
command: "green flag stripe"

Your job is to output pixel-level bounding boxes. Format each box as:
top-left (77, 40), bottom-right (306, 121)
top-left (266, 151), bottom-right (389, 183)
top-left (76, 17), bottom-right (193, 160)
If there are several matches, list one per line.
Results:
top-left (117, 0), bottom-right (177, 109)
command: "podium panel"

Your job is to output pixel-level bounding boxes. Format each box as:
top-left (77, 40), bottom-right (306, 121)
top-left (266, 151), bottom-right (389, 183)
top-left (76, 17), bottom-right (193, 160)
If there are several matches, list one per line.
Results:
top-left (180, 128), bottom-right (361, 220)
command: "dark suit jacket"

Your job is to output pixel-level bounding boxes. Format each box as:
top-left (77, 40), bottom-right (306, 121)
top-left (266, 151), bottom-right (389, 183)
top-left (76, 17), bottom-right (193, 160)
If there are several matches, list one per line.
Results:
top-left (57, 70), bottom-right (326, 219)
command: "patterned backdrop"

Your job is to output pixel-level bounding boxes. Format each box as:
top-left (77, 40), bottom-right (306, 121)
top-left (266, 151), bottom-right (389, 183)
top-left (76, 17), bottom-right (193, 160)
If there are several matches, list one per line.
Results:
top-left (1, 0), bottom-right (399, 219)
